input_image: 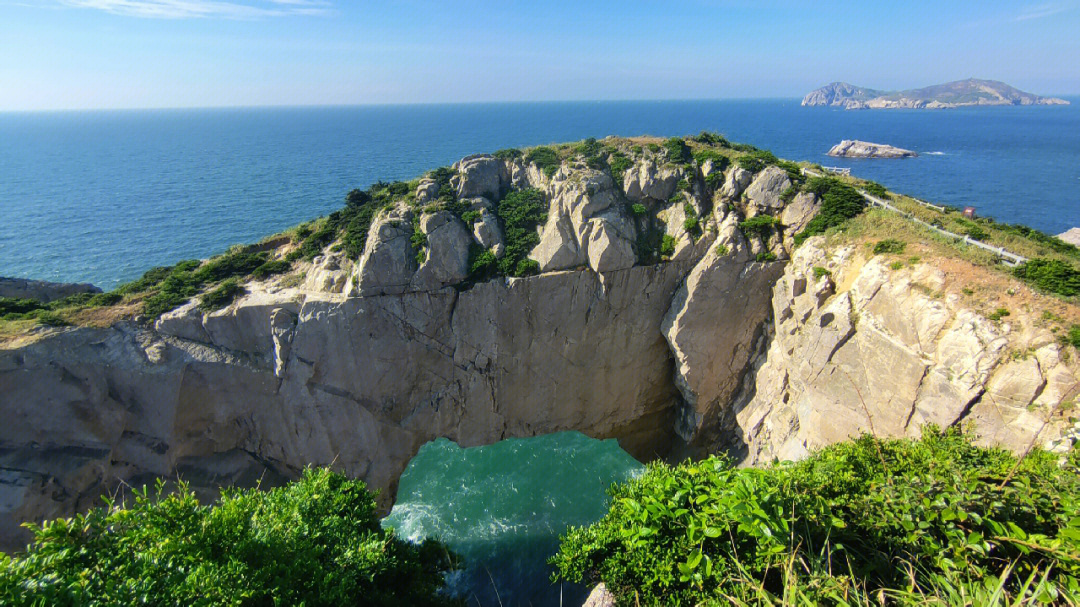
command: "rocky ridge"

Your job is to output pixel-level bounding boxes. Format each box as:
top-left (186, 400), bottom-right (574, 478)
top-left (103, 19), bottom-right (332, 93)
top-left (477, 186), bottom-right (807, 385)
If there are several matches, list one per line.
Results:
top-left (803, 79), bottom-right (1070, 109)
top-left (1, 137), bottom-right (1076, 553)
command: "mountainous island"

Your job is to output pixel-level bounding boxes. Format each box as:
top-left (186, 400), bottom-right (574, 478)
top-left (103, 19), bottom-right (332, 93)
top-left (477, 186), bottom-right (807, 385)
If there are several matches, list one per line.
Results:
top-left (2, 135), bottom-right (1080, 605)
top-left (803, 78), bottom-right (1071, 109)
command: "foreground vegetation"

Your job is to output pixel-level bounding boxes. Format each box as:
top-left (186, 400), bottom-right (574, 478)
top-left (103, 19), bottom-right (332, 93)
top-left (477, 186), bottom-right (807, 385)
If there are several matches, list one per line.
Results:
top-left (0, 469), bottom-right (458, 607)
top-left (553, 428), bottom-right (1080, 606)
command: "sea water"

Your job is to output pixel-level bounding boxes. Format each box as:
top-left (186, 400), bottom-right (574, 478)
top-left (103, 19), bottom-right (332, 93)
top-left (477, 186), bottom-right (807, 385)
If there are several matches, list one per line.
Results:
top-left (383, 432), bottom-right (643, 607)
top-left (1, 99), bottom-right (1078, 288)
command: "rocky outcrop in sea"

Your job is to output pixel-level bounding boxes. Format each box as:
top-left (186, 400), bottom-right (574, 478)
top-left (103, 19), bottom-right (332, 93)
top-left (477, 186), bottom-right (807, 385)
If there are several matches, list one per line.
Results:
top-left (828, 140), bottom-right (918, 158)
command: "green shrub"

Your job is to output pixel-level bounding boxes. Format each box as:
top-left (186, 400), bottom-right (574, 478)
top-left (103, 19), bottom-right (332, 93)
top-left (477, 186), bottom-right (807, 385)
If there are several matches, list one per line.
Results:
top-left (988, 307), bottom-right (1011, 321)
top-left (756, 251), bottom-right (778, 262)
top-left (998, 224), bottom-right (1080, 258)
top-left (608, 152), bottom-right (633, 186)
top-left (692, 131), bottom-right (730, 147)
top-left (493, 148), bottom-right (523, 160)
top-left (0, 298), bottom-right (44, 316)
top-left (812, 266), bottom-right (831, 279)
top-left (714, 244), bottom-right (729, 256)
top-left (966, 225), bottom-right (990, 241)
top-left (736, 150), bottom-right (779, 173)
top-left (198, 278), bottom-right (244, 311)
top-left (467, 245), bottom-right (498, 282)
top-left (573, 137), bottom-right (602, 159)
top-left (525, 147), bottom-right (561, 177)
top-left (1013, 258), bottom-right (1080, 297)
top-left (863, 181), bottom-right (889, 198)
top-left (495, 188), bottom-right (546, 278)
top-left (659, 234), bottom-right (676, 257)
top-left (552, 428), bottom-right (1080, 606)
top-left (676, 179), bottom-right (691, 192)
top-left (873, 239), bottom-right (906, 255)
top-left (738, 215), bottom-right (781, 238)
top-left (682, 203), bottom-right (701, 240)
top-left (628, 203), bottom-right (648, 217)
top-left (663, 137), bottom-right (691, 163)
top-left (251, 260), bottom-right (292, 279)
top-left (1068, 325), bottom-right (1080, 349)
top-left (646, 143), bottom-right (661, 153)
top-left (704, 171), bottom-right (725, 190)
top-left (692, 149), bottom-right (729, 171)
top-left (0, 469), bottom-right (457, 607)
top-left (460, 210), bottom-right (481, 224)
top-left (793, 182), bottom-right (866, 246)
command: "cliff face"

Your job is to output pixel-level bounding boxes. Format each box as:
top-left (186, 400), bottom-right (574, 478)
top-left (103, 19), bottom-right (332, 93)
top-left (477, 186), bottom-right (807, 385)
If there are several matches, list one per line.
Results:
top-left (1, 142), bottom-right (1076, 553)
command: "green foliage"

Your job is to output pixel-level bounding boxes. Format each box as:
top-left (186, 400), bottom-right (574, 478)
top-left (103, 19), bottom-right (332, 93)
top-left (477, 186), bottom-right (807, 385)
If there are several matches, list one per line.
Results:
top-left (692, 149), bottom-right (729, 171)
top-left (493, 148), bottom-right (523, 160)
top-left (573, 137), bottom-right (602, 159)
top-left (703, 171), bottom-right (725, 190)
top-left (988, 307), bottom-right (1011, 321)
top-left (676, 178), bottom-right (691, 192)
top-left (873, 239), bottom-right (907, 255)
top-left (864, 181), bottom-right (889, 198)
top-left (756, 251), bottom-right (778, 262)
top-left (552, 428), bottom-right (1080, 606)
top-left (0, 469), bottom-right (458, 607)
top-left (966, 225), bottom-right (990, 241)
top-left (198, 278), bottom-right (244, 311)
top-left (775, 159), bottom-right (804, 184)
top-left (663, 137), bottom-right (691, 163)
top-left (793, 182), bottom-right (866, 247)
top-left (460, 210), bottom-right (481, 224)
top-left (1013, 258), bottom-right (1080, 297)
top-left (692, 131), bottom-right (730, 147)
top-left (411, 216), bottom-right (428, 253)
top-left (812, 266), bottom-right (831, 279)
top-left (628, 203), bottom-right (648, 217)
top-left (467, 245), bottom-right (499, 282)
top-left (0, 298), bottom-right (43, 317)
top-left (608, 152), bottom-right (633, 186)
top-left (251, 259), bottom-right (291, 279)
top-left (525, 146), bottom-right (561, 177)
top-left (646, 143), bottom-right (661, 153)
top-left (998, 223), bottom-right (1080, 258)
top-left (659, 234), bottom-right (676, 257)
top-left (736, 149), bottom-right (779, 173)
top-left (714, 244), bottom-right (729, 256)
top-left (1068, 325), bottom-right (1080, 349)
top-left (495, 188), bottom-right (546, 277)
top-left (738, 215), bottom-right (781, 238)
top-left (682, 203), bottom-right (701, 240)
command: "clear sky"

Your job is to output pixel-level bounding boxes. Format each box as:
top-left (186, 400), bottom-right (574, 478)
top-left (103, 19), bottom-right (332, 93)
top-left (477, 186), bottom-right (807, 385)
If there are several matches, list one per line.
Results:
top-left (1, 0), bottom-right (1078, 111)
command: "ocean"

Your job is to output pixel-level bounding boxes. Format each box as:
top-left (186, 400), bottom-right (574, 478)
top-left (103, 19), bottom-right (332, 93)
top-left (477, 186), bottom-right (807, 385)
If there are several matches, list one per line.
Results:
top-left (1, 99), bottom-right (1078, 289)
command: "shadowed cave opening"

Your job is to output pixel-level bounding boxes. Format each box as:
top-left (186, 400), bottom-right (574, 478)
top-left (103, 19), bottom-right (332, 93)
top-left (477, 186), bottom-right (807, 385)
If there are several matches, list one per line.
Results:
top-left (382, 431), bottom-right (643, 607)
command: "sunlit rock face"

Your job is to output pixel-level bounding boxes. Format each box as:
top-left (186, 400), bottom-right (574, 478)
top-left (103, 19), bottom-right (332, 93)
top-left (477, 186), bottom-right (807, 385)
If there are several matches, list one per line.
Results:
top-left (2, 146), bottom-right (1074, 555)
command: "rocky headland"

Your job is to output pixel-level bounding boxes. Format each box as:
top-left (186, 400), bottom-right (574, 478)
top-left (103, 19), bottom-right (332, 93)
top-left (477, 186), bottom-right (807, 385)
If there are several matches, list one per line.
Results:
top-left (803, 78), bottom-right (1070, 110)
top-left (0, 277), bottom-right (100, 303)
top-left (827, 140), bottom-right (918, 158)
top-left (1, 135), bottom-right (1078, 554)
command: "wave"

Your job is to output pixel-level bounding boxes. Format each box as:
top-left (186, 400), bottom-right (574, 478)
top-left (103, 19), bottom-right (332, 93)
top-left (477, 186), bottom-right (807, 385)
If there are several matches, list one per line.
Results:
top-left (924, 151), bottom-right (947, 156)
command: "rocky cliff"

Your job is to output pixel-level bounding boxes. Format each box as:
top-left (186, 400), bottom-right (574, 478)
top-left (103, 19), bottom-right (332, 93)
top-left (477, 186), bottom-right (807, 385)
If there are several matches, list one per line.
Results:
top-left (1, 137), bottom-right (1076, 553)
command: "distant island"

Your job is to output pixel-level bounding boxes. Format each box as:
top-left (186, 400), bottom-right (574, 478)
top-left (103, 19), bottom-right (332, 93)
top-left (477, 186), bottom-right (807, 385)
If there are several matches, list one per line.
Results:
top-left (827, 140), bottom-right (917, 158)
top-left (802, 78), bottom-right (1070, 109)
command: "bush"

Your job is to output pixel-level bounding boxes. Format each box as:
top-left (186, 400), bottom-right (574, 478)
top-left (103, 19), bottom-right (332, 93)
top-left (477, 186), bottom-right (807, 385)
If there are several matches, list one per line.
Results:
top-left (998, 224), bottom-right (1080, 258)
top-left (662, 137), bottom-right (691, 163)
top-left (736, 150), bottom-right (779, 173)
top-left (873, 239), bottom-right (906, 255)
top-left (682, 203), bottom-right (701, 240)
top-left (251, 259), bottom-right (292, 279)
top-left (1068, 325), bottom-right (1080, 349)
top-left (467, 245), bottom-right (498, 282)
top-left (812, 266), bottom-right (831, 279)
top-left (793, 182), bottom-right (866, 246)
top-left (628, 203), bottom-right (648, 217)
top-left (704, 171), bottom-right (725, 190)
top-left (0, 469), bottom-right (457, 607)
top-left (493, 148), bottom-right (523, 160)
top-left (525, 146), bottom-right (561, 177)
top-left (608, 152), bottom-right (633, 186)
top-left (714, 244), bottom-right (729, 256)
top-left (756, 251), bottom-right (778, 262)
top-left (198, 278), bottom-right (244, 311)
top-left (863, 181), bottom-right (889, 198)
top-left (552, 428), bottom-right (1080, 606)
top-left (692, 149), bottom-right (729, 171)
top-left (692, 131), bottom-right (730, 147)
top-left (988, 307), bottom-right (1011, 321)
top-left (495, 188), bottom-right (546, 278)
top-left (1013, 258), bottom-right (1080, 297)
top-left (738, 215), bottom-right (781, 238)
top-left (659, 234), bottom-right (676, 257)
top-left (460, 210), bottom-right (481, 224)
top-left (966, 225), bottom-right (990, 241)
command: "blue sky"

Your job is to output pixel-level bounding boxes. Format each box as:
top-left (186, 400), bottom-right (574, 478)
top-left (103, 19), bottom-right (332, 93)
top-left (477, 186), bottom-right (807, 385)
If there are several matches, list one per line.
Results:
top-left (1, 0), bottom-right (1078, 110)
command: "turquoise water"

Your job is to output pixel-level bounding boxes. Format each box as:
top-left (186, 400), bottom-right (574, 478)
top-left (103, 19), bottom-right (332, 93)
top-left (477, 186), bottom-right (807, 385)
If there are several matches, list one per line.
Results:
top-left (1, 99), bottom-right (1078, 288)
top-left (383, 432), bottom-right (643, 607)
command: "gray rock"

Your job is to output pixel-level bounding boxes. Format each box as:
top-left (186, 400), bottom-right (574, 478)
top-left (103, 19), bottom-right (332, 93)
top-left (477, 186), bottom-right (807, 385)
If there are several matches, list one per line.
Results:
top-left (744, 166), bottom-right (792, 213)
top-left (0, 277), bottom-right (101, 303)
top-left (415, 179), bottom-right (439, 204)
top-left (1057, 227), bottom-right (1080, 247)
top-left (471, 209), bottom-right (505, 257)
top-left (454, 154), bottom-right (508, 200)
top-left (720, 166), bottom-right (753, 200)
top-left (827, 140), bottom-right (917, 158)
top-left (351, 206), bottom-right (417, 296)
top-left (411, 211), bottom-right (472, 291)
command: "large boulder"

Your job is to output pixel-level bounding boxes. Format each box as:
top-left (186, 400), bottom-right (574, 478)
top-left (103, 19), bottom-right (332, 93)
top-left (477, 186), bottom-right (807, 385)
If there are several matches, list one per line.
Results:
top-left (303, 253), bottom-right (349, 293)
top-left (743, 166), bottom-right (792, 214)
top-left (623, 160), bottom-right (680, 202)
top-left (411, 211), bottom-right (472, 291)
top-left (351, 207), bottom-right (417, 296)
top-left (454, 155), bottom-right (509, 200)
top-left (720, 166), bottom-right (753, 200)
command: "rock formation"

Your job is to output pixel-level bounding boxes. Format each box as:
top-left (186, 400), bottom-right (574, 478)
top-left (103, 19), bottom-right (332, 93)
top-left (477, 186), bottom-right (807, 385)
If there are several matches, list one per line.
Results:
top-left (828, 140), bottom-right (918, 159)
top-left (1, 139), bottom-right (1076, 554)
top-left (0, 277), bottom-right (101, 303)
top-left (1058, 228), bottom-right (1080, 248)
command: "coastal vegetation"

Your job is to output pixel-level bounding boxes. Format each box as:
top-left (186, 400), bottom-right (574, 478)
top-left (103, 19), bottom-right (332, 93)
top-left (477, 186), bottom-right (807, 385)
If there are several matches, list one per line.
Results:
top-left (0, 469), bottom-right (458, 606)
top-left (553, 428), bottom-right (1080, 606)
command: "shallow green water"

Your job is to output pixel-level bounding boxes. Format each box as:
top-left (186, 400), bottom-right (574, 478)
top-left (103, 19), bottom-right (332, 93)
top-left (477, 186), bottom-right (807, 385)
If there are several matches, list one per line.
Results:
top-left (383, 431), bottom-right (643, 607)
